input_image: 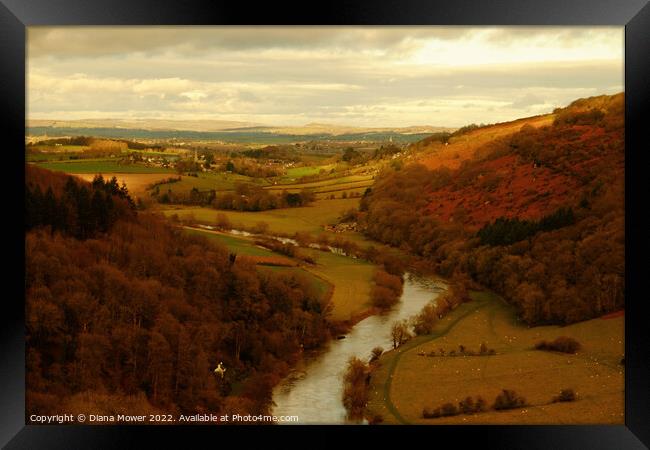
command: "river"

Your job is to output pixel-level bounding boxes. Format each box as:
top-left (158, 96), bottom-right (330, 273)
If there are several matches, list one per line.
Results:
top-left (271, 273), bottom-right (446, 424)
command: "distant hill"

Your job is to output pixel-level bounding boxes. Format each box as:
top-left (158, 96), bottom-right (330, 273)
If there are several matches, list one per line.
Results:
top-left (27, 118), bottom-right (261, 132)
top-left (26, 118), bottom-right (454, 144)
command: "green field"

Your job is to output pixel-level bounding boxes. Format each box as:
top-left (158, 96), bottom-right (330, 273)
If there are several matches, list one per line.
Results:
top-left (184, 228), bottom-right (344, 319)
top-left (265, 174), bottom-right (374, 191)
top-left (301, 248), bottom-right (376, 321)
top-left (258, 265), bottom-right (332, 303)
top-left (154, 172), bottom-right (264, 194)
top-left (160, 198), bottom-right (361, 235)
top-left (34, 159), bottom-right (173, 174)
top-left (128, 149), bottom-right (181, 160)
top-left (366, 292), bottom-right (624, 424)
top-left (26, 145), bottom-right (90, 162)
top-left (280, 164), bottom-right (336, 181)
top-left (28, 144), bottom-right (89, 153)
top-left (182, 225), bottom-right (376, 321)
top-left (183, 227), bottom-right (279, 257)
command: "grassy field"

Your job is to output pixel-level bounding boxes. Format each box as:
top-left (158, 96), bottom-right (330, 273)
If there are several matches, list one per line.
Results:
top-left (265, 174), bottom-right (374, 191)
top-left (160, 198), bottom-right (360, 235)
top-left (74, 173), bottom-right (175, 197)
top-left (300, 248), bottom-right (376, 321)
top-left (183, 227), bottom-right (280, 257)
top-left (258, 265), bottom-right (332, 304)
top-left (28, 144), bottom-right (89, 153)
top-left (366, 292), bottom-right (624, 424)
top-left (279, 164), bottom-right (336, 181)
top-left (265, 179), bottom-right (373, 195)
top-left (152, 172), bottom-right (264, 195)
top-left (182, 226), bottom-right (374, 321)
top-left (34, 159), bottom-right (173, 174)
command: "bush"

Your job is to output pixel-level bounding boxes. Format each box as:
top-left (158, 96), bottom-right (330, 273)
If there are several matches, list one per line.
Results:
top-left (215, 213), bottom-right (232, 230)
top-left (493, 389), bottom-right (527, 410)
top-left (475, 396), bottom-right (487, 412)
top-left (440, 402), bottom-right (459, 417)
top-left (458, 396), bottom-right (475, 414)
top-left (552, 388), bottom-right (577, 403)
top-left (535, 336), bottom-right (581, 354)
top-left (412, 302), bottom-right (438, 335)
top-left (422, 407), bottom-right (441, 419)
top-left (369, 346), bottom-right (384, 363)
top-left (374, 269), bottom-right (403, 295)
top-left (371, 286), bottom-right (399, 309)
top-left (371, 268), bottom-right (403, 309)
top-left (342, 357), bottom-right (369, 419)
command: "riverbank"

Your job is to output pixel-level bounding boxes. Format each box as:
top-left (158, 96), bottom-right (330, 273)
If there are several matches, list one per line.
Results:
top-left (365, 291), bottom-right (624, 424)
top-left (272, 273), bottom-right (446, 423)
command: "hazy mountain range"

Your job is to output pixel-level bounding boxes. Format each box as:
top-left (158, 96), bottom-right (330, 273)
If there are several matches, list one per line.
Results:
top-left (27, 118), bottom-right (453, 136)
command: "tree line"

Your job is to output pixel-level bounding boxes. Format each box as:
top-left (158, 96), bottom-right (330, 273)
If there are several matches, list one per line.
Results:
top-left (26, 170), bottom-right (135, 239)
top-left (154, 182), bottom-right (315, 211)
top-left (476, 207), bottom-right (575, 246)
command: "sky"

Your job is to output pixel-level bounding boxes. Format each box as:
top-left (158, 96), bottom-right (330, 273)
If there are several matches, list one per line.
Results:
top-left (27, 26), bottom-right (624, 128)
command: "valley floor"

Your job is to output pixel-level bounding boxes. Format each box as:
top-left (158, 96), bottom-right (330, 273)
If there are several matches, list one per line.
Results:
top-left (366, 292), bottom-right (624, 424)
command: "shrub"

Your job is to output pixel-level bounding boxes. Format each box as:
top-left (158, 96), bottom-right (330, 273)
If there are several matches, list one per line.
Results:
top-left (372, 285), bottom-right (399, 309)
top-left (475, 396), bottom-right (487, 412)
top-left (215, 213), bottom-right (232, 230)
top-left (252, 221), bottom-right (270, 234)
top-left (493, 389), bottom-right (527, 410)
top-left (374, 269), bottom-right (403, 296)
top-left (423, 407), bottom-right (440, 418)
top-left (440, 402), bottom-right (459, 417)
top-left (412, 301), bottom-right (438, 335)
top-left (458, 396), bottom-right (475, 414)
top-left (422, 407), bottom-right (441, 419)
top-left (535, 336), bottom-right (581, 354)
top-left (552, 389), bottom-right (577, 403)
top-left (369, 346), bottom-right (384, 363)
top-left (342, 357), bottom-right (369, 419)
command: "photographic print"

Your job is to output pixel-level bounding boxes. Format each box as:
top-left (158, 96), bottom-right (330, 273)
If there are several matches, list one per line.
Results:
top-left (25, 26), bottom-right (625, 425)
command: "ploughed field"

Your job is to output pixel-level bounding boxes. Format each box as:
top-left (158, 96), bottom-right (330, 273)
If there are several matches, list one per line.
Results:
top-left (366, 292), bottom-right (624, 424)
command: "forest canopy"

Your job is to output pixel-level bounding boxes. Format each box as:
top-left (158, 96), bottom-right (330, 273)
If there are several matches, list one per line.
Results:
top-left (26, 166), bottom-right (332, 418)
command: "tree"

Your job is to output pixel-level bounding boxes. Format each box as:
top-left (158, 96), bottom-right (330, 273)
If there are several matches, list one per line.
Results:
top-left (342, 357), bottom-right (369, 419)
top-left (391, 319), bottom-right (411, 349)
top-left (342, 147), bottom-right (361, 162)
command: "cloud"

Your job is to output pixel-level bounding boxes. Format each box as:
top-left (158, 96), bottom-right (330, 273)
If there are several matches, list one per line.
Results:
top-left (510, 93), bottom-right (545, 109)
top-left (26, 26), bottom-right (624, 127)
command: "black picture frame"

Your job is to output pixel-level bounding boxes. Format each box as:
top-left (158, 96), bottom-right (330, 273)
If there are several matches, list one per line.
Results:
top-left (2, 1), bottom-right (649, 448)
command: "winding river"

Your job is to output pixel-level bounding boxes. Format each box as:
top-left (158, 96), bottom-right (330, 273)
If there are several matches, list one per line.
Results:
top-left (271, 273), bottom-right (446, 424)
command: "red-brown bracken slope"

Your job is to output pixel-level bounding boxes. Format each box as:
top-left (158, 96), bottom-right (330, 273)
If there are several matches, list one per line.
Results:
top-left (411, 94), bottom-right (624, 229)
